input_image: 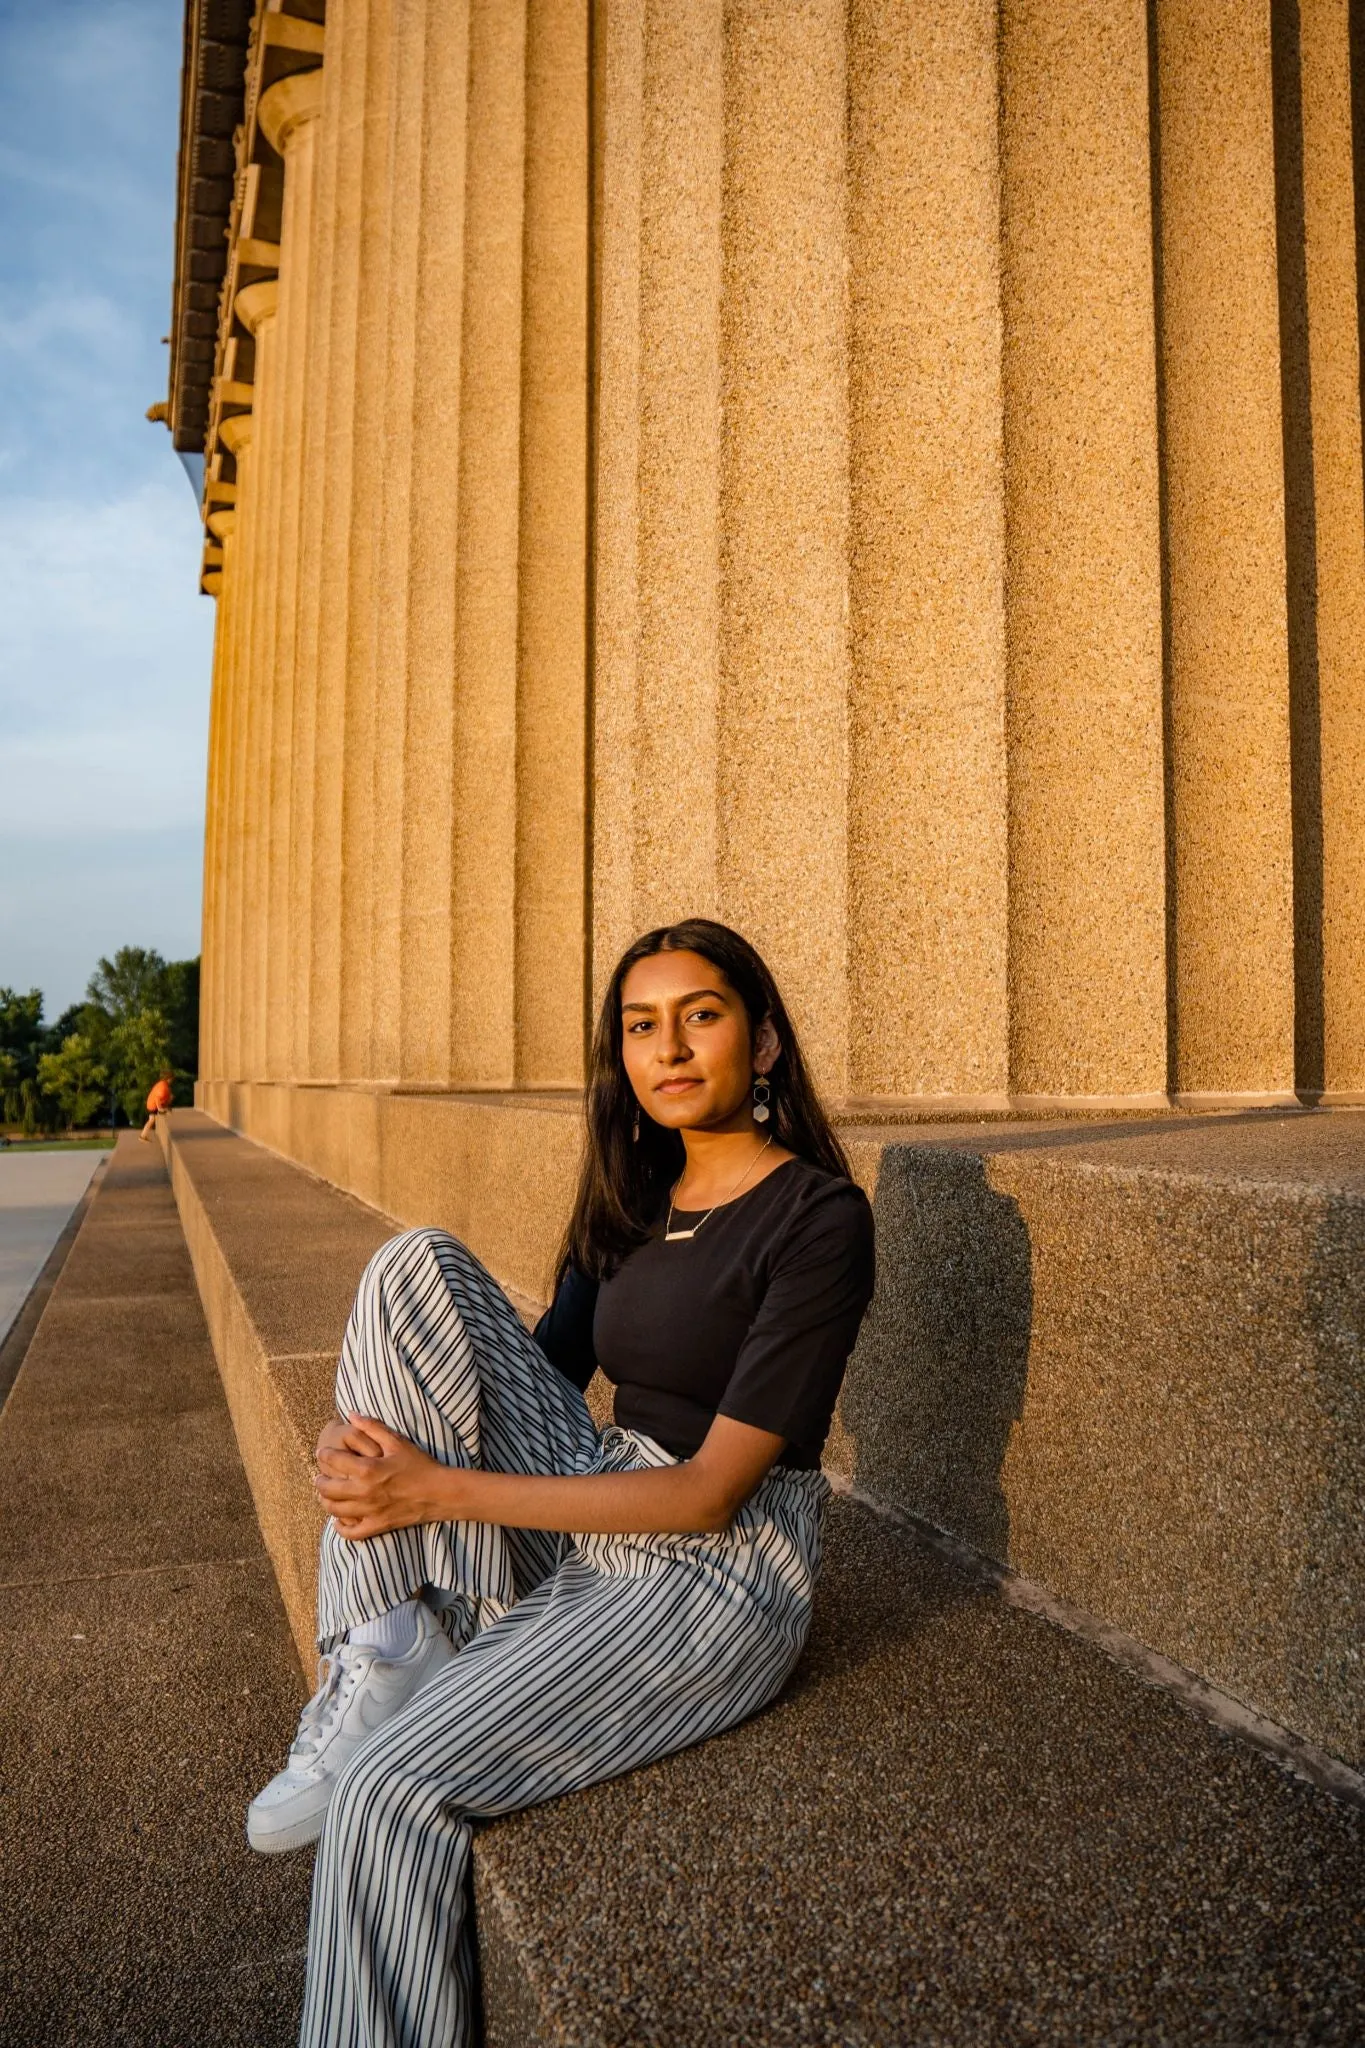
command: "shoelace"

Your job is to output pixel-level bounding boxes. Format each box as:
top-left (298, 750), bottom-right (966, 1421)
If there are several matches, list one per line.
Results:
top-left (288, 1645), bottom-right (370, 1763)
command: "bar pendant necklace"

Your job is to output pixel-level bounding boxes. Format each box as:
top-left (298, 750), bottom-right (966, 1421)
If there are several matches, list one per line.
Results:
top-left (664, 1135), bottom-right (773, 1242)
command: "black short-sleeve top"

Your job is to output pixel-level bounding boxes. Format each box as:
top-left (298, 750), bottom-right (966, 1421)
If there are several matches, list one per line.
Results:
top-left (533, 1158), bottom-right (875, 1470)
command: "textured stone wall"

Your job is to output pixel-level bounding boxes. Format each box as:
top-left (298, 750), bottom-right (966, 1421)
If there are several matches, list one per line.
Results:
top-left (197, 0), bottom-right (1365, 1118)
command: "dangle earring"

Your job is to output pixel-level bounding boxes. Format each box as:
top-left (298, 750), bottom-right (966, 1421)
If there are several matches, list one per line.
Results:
top-left (752, 1075), bottom-right (772, 1124)
top-left (633, 1106), bottom-right (641, 1143)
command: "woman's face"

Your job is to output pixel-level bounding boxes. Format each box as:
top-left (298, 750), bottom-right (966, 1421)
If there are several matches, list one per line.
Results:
top-left (619, 949), bottom-right (777, 1135)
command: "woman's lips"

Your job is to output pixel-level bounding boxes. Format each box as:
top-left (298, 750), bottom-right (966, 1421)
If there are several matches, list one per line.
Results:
top-left (655, 1077), bottom-right (701, 1095)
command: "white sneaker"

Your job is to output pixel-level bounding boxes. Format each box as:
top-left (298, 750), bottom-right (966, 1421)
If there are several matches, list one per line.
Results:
top-left (246, 1601), bottom-right (455, 1854)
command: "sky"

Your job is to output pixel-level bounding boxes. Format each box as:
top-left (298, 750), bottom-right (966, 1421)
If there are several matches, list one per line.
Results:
top-left (0, 0), bottom-right (214, 1021)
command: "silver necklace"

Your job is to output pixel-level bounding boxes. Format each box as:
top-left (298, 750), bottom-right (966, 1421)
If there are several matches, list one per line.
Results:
top-left (664, 1136), bottom-right (773, 1243)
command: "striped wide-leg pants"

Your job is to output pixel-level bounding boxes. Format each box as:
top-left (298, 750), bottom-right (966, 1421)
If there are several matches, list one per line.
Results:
top-left (300, 1227), bottom-right (828, 2048)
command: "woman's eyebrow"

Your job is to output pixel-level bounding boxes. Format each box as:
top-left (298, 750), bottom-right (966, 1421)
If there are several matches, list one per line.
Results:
top-left (621, 987), bottom-right (730, 1013)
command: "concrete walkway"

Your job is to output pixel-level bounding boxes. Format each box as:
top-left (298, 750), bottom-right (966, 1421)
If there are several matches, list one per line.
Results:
top-left (0, 1146), bottom-right (109, 1350)
top-left (0, 1136), bottom-right (311, 2045)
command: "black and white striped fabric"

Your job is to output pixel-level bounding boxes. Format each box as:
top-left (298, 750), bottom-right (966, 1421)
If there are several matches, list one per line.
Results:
top-left (302, 1227), bottom-right (829, 2048)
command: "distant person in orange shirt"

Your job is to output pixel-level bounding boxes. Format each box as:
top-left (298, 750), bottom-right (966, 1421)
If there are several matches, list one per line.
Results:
top-left (140, 1070), bottom-right (173, 1142)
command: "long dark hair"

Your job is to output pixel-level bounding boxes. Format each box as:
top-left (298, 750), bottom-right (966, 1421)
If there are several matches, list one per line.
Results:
top-left (559, 919), bottom-right (851, 1283)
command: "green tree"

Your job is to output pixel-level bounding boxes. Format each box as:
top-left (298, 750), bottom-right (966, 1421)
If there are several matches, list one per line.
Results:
top-left (107, 1006), bottom-right (173, 1125)
top-left (37, 1035), bottom-right (108, 1131)
top-left (87, 948), bottom-right (168, 1021)
top-left (0, 988), bottom-right (45, 1082)
top-left (83, 948), bottom-right (200, 1105)
top-left (16, 1077), bottom-right (59, 1137)
top-left (45, 1001), bottom-right (92, 1049)
top-left (0, 950), bottom-right (202, 1133)
top-left (0, 1048), bottom-right (22, 1126)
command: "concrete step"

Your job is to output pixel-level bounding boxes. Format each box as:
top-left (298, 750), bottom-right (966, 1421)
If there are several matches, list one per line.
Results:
top-left (832, 1111), bottom-right (1365, 1767)
top-left (0, 1135), bottom-right (310, 2044)
top-left (161, 1108), bottom-right (1365, 2044)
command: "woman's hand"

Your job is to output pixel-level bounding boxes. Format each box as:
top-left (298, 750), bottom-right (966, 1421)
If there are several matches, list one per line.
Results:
top-left (314, 1416), bottom-right (456, 1541)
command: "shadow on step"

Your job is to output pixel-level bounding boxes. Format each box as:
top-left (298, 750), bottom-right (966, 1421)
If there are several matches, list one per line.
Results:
top-left (839, 1148), bottom-right (1032, 1559)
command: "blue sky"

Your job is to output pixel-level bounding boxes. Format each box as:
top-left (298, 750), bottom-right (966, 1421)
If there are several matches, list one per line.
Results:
top-left (0, 0), bottom-right (214, 1020)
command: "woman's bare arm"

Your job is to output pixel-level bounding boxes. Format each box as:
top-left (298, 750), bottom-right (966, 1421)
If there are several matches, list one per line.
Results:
top-left (313, 1412), bottom-right (786, 1542)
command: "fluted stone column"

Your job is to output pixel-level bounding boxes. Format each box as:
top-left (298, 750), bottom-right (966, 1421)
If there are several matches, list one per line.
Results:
top-left (197, 491), bottom-right (230, 1083)
top-left (847, 0), bottom-right (1009, 1103)
top-left (234, 284), bottom-right (282, 1085)
top-left (512, 0), bottom-right (591, 1088)
top-left (1154, 0), bottom-right (1296, 1100)
top-left (592, 0), bottom-right (739, 996)
top-left (218, 410), bottom-right (256, 1085)
top-left (999, 0), bottom-right (1167, 1106)
top-left (449, 0), bottom-right (527, 1089)
top-left (210, 456), bottom-right (249, 1087)
top-left (362, 0), bottom-right (429, 1084)
top-left (589, 0), bottom-right (643, 1000)
top-left (1287, 0), bottom-right (1365, 1098)
top-left (259, 71), bottom-right (324, 1083)
top-left (719, 0), bottom-right (851, 1096)
top-left (212, 527), bottom-right (244, 1085)
top-left (289, 58), bottom-right (342, 1082)
top-left (308, 0), bottom-right (378, 1083)
top-left (338, 0), bottom-right (396, 1083)
top-left (397, 0), bottom-right (472, 1085)
top-left (198, 527), bottom-right (232, 1085)
top-left (630, 0), bottom-right (724, 936)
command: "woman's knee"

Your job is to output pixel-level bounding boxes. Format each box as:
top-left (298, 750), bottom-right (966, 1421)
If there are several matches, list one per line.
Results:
top-left (358, 1226), bottom-right (464, 1301)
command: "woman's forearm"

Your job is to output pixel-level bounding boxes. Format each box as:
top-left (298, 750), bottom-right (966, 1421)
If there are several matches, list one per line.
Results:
top-left (316, 1412), bottom-right (785, 1542)
top-left (427, 1458), bottom-right (736, 1536)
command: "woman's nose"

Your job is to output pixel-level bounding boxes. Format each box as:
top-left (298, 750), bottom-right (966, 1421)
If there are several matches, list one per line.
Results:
top-left (657, 1020), bottom-right (690, 1063)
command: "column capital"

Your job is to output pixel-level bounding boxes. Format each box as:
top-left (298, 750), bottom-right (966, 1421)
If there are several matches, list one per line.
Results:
top-left (235, 278), bottom-right (280, 336)
top-left (219, 411), bottom-right (254, 456)
top-left (259, 68), bottom-right (325, 157)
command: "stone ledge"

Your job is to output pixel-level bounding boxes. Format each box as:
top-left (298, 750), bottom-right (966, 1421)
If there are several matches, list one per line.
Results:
top-left (191, 1084), bottom-right (1364, 1763)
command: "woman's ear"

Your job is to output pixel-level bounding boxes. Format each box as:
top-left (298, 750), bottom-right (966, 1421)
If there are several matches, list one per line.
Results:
top-left (753, 1014), bottom-right (780, 1077)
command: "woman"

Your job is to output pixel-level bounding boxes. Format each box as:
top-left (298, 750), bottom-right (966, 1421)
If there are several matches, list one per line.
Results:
top-left (249, 919), bottom-right (875, 2048)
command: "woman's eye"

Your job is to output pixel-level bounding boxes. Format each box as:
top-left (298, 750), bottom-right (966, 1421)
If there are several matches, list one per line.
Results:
top-left (625, 1019), bottom-right (653, 1035)
top-left (687, 1007), bottom-right (718, 1024)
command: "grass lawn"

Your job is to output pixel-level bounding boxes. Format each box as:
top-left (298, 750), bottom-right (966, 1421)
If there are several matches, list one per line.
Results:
top-left (0, 1134), bottom-right (118, 1153)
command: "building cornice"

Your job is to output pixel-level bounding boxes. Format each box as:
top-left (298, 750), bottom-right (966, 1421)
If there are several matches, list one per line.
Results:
top-left (165, 1), bottom-right (324, 589)
top-left (167, 0), bottom-right (252, 456)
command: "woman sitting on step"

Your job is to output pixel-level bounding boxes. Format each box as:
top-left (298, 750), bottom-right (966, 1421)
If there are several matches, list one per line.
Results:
top-left (248, 918), bottom-right (876, 2048)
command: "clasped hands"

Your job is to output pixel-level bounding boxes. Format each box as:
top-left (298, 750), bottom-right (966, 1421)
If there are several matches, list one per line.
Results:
top-left (314, 1415), bottom-right (458, 1541)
